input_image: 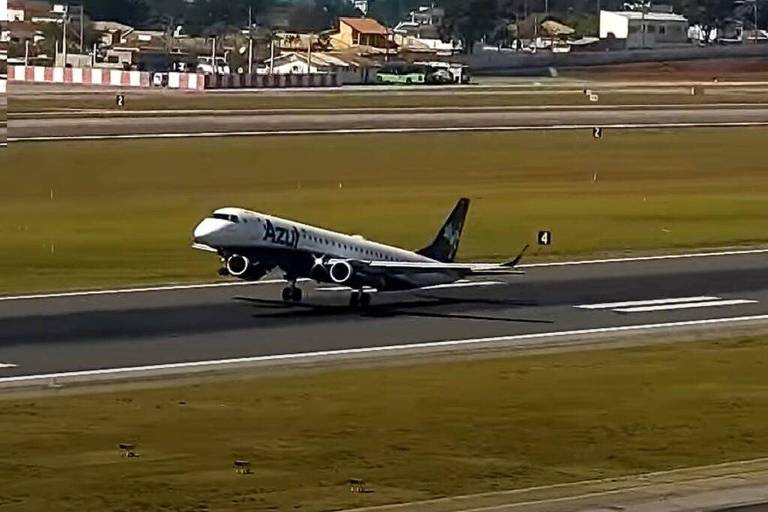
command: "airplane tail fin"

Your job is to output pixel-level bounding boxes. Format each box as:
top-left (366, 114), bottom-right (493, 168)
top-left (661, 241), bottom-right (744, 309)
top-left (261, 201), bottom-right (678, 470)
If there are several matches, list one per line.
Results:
top-left (417, 198), bottom-right (470, 262)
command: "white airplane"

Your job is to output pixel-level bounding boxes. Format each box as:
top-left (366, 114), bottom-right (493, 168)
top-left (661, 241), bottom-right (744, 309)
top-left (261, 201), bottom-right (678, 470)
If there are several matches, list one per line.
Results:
top-left (192, 198), bottom-right (526, 307)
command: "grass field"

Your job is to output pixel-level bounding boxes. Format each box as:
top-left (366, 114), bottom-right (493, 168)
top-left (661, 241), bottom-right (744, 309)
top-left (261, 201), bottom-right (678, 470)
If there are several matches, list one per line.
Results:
top-left (2, 128), bottom-right (767, 294)
top-left (11, 89), bottom-right (768, 113)
top-left (2, 336), bottom-right (768, 511)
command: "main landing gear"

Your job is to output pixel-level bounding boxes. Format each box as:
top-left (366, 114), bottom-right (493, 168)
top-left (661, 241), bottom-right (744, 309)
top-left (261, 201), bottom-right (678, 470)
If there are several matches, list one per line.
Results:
top-left (349, 290), bottom-right (371, 309)
top-left (281, 283), bottom-right (303, 303)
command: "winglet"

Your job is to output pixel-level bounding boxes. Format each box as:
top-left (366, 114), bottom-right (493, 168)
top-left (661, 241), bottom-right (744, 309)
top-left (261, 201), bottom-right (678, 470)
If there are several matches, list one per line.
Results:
top-left (502, 244), bottom-right (529, 268)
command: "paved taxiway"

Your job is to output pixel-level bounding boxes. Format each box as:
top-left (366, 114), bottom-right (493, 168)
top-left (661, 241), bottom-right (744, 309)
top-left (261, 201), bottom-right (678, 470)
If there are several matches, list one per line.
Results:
top-left (1, 250), bottom-right (767, 384)
top-left (10, 106), bottom-right (768, 140)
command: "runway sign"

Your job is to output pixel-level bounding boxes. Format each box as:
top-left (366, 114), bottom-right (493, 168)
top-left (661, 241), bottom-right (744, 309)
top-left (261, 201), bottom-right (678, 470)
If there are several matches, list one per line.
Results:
top-left (116, 94), bottom-right (125, 108)
top-left (538, 230), bottom-right (552, 246)
top-left (593, 127), bottom-right (603, 139)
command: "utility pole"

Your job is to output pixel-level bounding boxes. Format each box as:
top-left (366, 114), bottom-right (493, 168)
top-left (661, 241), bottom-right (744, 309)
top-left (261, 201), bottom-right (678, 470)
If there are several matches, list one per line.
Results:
top-left (25, 40), bottom-right (30, 65)
top-left (269, 36), bottom-right (275, 74)
top-left (307, 34), bottom-right (312, 74)
top-left (640, 2), bottom-right (647, 49)
top-left (211, 37), bottom-right (217, 74)
top-left (62, 4), bottom-right (69, 66)
top-left (248, 6), bottom-right (253, 74)
top-left (754, 0), bottom-right (759, 44)
top-left (79, 3), bottom-right (84, 53)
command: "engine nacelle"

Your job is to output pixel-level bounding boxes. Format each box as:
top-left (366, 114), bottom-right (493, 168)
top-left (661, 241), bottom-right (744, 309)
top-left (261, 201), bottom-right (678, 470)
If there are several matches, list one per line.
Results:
top-left (329, 260), bottom-right (354, 284)
top-left (225, 255), bottom-right (270, 281)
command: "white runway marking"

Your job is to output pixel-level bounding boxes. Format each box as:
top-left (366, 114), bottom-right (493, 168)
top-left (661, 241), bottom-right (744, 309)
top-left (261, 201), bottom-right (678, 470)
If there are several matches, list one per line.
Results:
top-left (14, 102), bottom-right (768, 117)
top-left (1, 248), bottom-right (766, 302)
top-left (614, 299), bottom-right (758, 313)
top-left (10, 121), bottom-right (768, 143)
top-left (577, 296), bottom-right (759, 313)
top-left (3, 314), bottom-right (768, 386)
top-left (0, 363), bottom-right (18, 369)
top-left (519, 248), bottom-right (768, 268)
top-left (576, 296), bottom-right (720, 310)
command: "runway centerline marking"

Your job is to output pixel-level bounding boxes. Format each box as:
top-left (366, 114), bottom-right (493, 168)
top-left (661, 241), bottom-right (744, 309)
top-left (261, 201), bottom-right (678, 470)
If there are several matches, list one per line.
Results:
top-left (614, 299), bottom-right (758, 313)
top-left (2, 248), bottom-right (767, 302)
top-left (576, 296), bottom-right (720, 310)
top-left (3, 314), bottom-right (768, 386)
top-left (577, 296), bottom-right (759, 313)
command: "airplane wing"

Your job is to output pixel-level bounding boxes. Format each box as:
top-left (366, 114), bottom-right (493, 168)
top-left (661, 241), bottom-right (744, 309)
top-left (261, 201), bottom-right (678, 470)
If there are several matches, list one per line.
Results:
top-left (332, 244), bottom-right (528, 277)
top-left (363, 261), bottom-right (524, 275)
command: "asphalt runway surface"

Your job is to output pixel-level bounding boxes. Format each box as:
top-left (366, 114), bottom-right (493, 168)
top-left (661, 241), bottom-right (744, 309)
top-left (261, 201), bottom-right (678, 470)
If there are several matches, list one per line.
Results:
top-left (1, 250), bottom-right (767, 383)
top-left (10, 106), bottom-right (768, 140)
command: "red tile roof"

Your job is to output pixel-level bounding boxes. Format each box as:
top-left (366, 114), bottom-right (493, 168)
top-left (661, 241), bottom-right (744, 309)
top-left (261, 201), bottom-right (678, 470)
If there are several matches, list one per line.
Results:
top-left (339, 17), bottom-right (389, 35)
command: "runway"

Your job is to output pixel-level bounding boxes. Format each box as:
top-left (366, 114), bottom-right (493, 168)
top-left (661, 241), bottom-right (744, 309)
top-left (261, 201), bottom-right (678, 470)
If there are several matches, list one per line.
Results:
top-left (1, 249), bottom-right (767, 386)
top-left (10, 105), bottom-right (768, 140)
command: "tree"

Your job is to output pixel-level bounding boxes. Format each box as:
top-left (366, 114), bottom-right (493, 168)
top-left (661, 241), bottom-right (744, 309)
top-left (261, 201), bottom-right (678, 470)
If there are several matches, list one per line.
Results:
top-left (440, 0), bottom-right (501, 52)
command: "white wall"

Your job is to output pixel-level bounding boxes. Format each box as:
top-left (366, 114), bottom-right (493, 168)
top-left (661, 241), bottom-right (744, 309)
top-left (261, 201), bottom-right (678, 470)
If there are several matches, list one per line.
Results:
top-left (271, 59), bottom-right (320, 75)
top-left (600, 11), bottom-right (629, 39)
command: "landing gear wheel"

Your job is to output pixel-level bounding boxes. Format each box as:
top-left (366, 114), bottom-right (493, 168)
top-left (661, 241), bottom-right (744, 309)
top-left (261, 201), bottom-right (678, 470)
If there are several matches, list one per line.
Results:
top-left (282, 286), bottom-right (302, 302)
top-left (359, 293), bottom-right (371, 308)
top-left (349, 291), bottom-right (360, 308)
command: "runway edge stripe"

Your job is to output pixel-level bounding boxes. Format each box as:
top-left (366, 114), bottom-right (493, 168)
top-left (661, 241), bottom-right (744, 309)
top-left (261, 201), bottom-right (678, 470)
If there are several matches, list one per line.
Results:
top-left (10, 121), bottom-right (768, 143)
top-left (3, 313), bottom-right (768, 384)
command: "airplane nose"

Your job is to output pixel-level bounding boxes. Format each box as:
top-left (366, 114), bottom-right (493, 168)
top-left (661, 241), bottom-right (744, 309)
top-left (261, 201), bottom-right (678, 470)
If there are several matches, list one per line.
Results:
top-left (193, 218), bottom-right (228, 245)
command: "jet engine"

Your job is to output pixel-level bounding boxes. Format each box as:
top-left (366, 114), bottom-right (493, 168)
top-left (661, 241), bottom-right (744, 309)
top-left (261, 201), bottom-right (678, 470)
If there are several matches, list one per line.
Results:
top-left (329, 260), bottom-right (354, 284)
top-left (225, 255), bottom-right (271, 281)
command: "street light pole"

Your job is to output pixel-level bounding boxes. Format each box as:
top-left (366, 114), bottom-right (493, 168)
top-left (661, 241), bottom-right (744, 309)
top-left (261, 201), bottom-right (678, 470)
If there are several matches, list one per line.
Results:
top-left (80, 3), bottom-right (84, 53)
top-left (248, 6), bottom-right (253, 74)
top-left (755, 0), bottom-right (759, 43)
top-left (62, 4), bottom-right (69, 66)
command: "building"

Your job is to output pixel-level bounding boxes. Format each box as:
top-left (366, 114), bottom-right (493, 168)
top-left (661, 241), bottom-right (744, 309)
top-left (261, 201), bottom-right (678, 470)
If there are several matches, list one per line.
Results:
top-left (410, 5), bottom-right (445, 27)
top-left (599, 10), bottom-right (689, 48)
top-left (261, 50), bottom-right (378, 84)
top-left (91, 21), bottom-right (134, 47)
top-left (331, 17), bottom-right (391, 50)
top-left (394, 34), bottom-right (461, 55)
top-left (353, 0), bottom-right (369, 15)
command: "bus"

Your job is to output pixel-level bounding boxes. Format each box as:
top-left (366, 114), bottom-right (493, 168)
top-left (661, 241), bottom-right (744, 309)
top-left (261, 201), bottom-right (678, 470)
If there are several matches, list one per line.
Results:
top-left (377, 62), bottom-right (470, 85)
top-left (376, 63), bottom-right (427, 85)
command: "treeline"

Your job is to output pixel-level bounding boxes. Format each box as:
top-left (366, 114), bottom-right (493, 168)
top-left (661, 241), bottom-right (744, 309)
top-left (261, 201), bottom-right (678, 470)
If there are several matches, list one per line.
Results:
top-left (67, 0), bottom-right (358, 34)
top-left (67, 0), bottom-right (765, 40)
top-left (438, 0), bottom-right (766, 50)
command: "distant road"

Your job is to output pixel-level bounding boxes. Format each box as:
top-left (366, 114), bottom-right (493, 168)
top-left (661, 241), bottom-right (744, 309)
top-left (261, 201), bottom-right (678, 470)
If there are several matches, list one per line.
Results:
top-left (10, 105), bottom-right (768, 141)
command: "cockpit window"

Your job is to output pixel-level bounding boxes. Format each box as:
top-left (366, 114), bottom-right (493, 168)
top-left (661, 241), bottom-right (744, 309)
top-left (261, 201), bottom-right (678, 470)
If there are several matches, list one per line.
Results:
top-left (212, 213), bottom-right (240, 223)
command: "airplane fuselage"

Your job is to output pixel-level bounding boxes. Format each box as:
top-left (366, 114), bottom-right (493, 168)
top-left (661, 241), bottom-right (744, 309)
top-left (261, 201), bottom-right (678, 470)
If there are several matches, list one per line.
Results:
top-left (193, 207), bottom-right (460, 291)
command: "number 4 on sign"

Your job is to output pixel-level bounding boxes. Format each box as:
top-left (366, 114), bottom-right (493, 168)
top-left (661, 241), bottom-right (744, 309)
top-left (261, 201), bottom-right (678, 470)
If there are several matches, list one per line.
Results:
top-left (538, 230), bottom-right (552, 246)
